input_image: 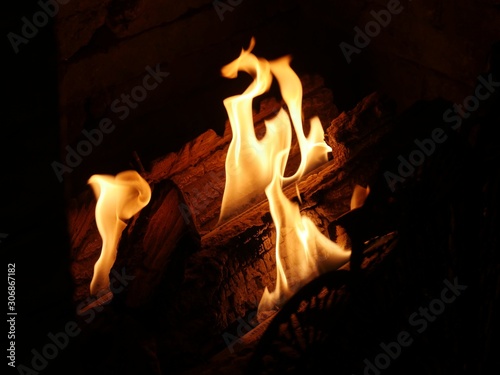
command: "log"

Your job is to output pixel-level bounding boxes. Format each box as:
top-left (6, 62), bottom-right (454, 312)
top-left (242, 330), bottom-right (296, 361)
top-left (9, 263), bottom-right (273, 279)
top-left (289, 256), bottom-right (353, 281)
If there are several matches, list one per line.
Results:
top-left (147, 91), bottom-right (399, 366)
top-left (201, 91), bottom-right (397, 249)
top-left (146, 74), bottom-right (340, 235)
top-left (67, 78), bottom-right (398, 369)
top-left (67, 177), bottom-right (199, 310)
top-left (67, 74), bottom-right (336, 309)
top-left (156, 93), bottom-right (471, 372)
top-left (112, 179), bottom-right (200, 309)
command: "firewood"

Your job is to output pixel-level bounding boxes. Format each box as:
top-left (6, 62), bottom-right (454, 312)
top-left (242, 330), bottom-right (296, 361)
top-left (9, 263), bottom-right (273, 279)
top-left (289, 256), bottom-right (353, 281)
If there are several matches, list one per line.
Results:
top-left (148, 90), bottom-right (399, 363)
top-left (145, 74), bottom-right (339, 235)
top-left (112, 179), bottom-right (200, 309)
top-left (67, 78), bottom-right (398, 366)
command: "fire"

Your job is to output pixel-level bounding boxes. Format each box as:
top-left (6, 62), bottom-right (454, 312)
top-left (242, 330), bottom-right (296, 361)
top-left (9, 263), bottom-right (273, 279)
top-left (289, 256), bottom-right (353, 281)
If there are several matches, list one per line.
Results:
top-left (218, 38), bottom-right (332, 223)
top-left (351, 184), bottom-right (370, 210)
top-left (218, 37), bottom-right (286, 223)
top-left (218, 38), bottom-right (351, 317)
top-left (87, 170), bottom-right (151, 296)
top-left (269, 55), bottom-right (333, 184)
top-left (258, 149), bottom-right (351, 315)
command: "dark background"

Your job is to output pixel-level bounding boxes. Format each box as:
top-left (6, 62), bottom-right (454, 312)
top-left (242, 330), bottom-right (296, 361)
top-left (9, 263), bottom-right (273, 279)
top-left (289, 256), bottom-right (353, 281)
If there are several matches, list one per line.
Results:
top-left (2, 1), bottom-right (78, 374)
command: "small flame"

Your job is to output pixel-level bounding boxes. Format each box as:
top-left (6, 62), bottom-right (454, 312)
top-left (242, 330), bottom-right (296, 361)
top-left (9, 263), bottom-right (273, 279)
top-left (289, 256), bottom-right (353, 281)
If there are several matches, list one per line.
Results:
top-left (350, 184), bottom-right (370, 210)
top-left (218, 38), bottom-right (350, 317)
top-left (269, 55), bottom-right (332, 183)
top-left (88, 170), bottom-right (151, 296)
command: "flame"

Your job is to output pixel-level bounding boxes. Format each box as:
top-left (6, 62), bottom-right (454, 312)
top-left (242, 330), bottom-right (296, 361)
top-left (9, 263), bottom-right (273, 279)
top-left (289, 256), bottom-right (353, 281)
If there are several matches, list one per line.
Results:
top-left (350, 184), bottom-right (370, 210)
top-left (257, 150), bottom-right (351, 315)
top-left (88, 170), bottom-right (151, 296)
top-left (218, 38), bottom-right (351, 317)
top-left (218, 38), bottom-right (332, 223)
top-left (218, 38), bottom-right (286, 223)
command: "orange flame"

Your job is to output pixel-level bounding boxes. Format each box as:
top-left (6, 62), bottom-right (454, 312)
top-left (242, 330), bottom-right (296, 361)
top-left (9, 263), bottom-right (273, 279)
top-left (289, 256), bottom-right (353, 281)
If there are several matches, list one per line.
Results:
top-left (218, 38), bottom-right (288, 223)
top-left (218, 38), bottom-right (351, 316)
top-left (269, 55), bottom-right (332, 184)
top-left (88, 170), bottom-right (151, 296)
top-left (258, 150), bottom-right (351, 315)
top-left (218, 38), bottom-right (333, 224)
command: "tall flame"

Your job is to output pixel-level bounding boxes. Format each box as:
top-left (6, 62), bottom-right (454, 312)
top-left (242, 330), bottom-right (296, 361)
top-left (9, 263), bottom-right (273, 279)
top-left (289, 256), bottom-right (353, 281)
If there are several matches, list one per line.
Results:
top-left (88, 170), bottom-right (151, 296)
top-left (218, 38), bottom-right (333, 223)
top-left (218, 38), bottom-right (351, 316)
top-left (218, 38), bottom-right (284, 223)
top-left (269, 55), bottom-right (332, 184)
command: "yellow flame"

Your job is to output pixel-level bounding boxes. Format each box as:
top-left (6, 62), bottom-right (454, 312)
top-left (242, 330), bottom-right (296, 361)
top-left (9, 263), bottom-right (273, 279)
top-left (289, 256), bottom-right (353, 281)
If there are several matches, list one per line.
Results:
top-left (218, 38), bottom-right (332, 224)
top-left (88, 170), bottom-right (151, 296)
top-left (257, 150), bottom-right (350, 315)
top-left (218, 38), bottom-right (286, 223)
top-left (269, 56), bottom-right (332, 183)
top-left (217, 38), bottom-right (350, 316)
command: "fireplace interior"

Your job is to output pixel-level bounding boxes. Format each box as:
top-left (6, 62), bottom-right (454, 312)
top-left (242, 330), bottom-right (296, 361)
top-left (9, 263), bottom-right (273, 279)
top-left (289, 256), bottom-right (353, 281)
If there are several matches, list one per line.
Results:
top-left (3, 1), bottom-right (500, 375)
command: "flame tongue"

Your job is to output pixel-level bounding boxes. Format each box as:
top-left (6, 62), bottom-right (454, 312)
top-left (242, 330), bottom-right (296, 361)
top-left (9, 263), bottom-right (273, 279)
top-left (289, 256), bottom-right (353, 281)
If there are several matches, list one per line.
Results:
top-left (88, 170), bottom-right (151, 296)
top-left (269, 56), bottom-right (332, 183)
top-left (218, 38), bottom-right (289, 223)
top-left (258, 151), bottom-right (350, 316)
top-left (218, 38), bottom-right (351, 317)
top-left (218, 39), bottom-right (333, 224)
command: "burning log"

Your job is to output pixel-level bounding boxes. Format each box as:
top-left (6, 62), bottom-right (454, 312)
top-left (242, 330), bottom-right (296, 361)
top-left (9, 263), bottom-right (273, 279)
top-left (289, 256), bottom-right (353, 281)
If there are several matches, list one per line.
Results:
top-left (175, 91), bottom-right (481, 374)
top-left (112, 179), bottom-right (200, 309)
top-left (138, 90), bottom-right (399, 367)
top-left (67, 176), bottom-right (198, 309)
top-left (62, 32), bottom-right (499, 375)
top-left (147, 73), bottom-right (338, 234)
top-left (68, 74), bottom-right (398, 371)
top-left (68, 35), bottom-right (408, 373)
top-left (67, 67), bottom-right (338, 303)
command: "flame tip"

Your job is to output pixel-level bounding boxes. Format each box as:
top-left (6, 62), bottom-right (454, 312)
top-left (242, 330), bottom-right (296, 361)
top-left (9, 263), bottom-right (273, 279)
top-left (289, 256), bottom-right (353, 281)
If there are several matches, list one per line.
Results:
top-left (247, 36), bottom-right (256, 51)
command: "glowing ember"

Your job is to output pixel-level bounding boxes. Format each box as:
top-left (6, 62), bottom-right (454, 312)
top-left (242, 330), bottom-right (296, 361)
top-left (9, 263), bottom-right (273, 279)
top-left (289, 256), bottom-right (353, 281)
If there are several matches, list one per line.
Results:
top-left (218, 38), bottom-right (351, 317)
top-left (88, 170), bottom-right (151, 296)
top-left (350, 184), bottom-right (370, 210)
